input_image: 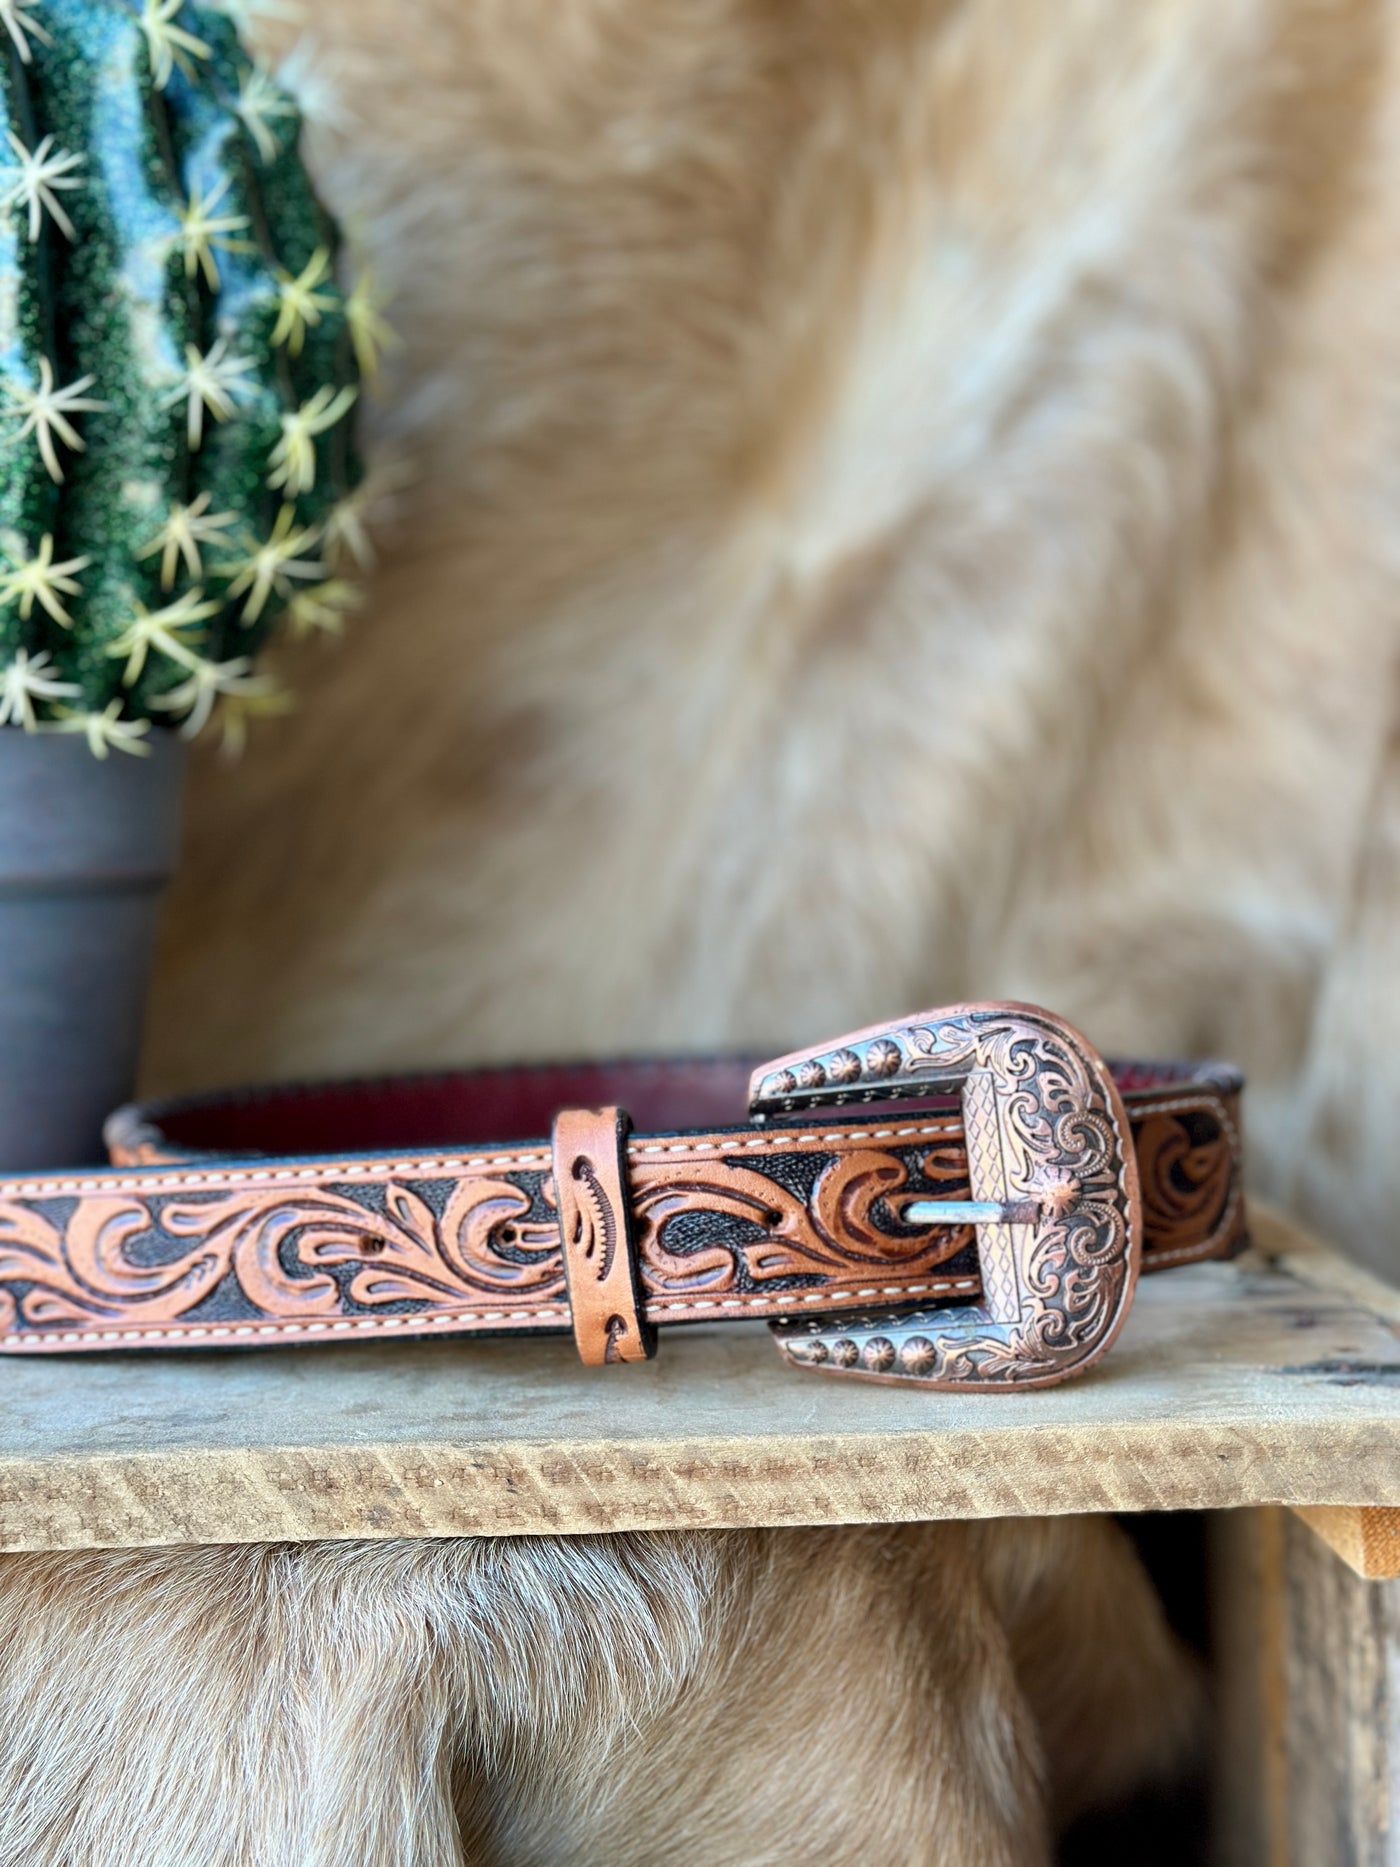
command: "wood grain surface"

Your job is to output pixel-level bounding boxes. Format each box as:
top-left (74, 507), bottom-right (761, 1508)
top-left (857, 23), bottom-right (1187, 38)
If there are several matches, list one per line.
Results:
top-left (0, 1207), bottom-right (1397, 1552)
top-left (1214, 1507), bottom-right (1400, 1866)
top-left (1293, 1505), bottom-right (1400, 1579)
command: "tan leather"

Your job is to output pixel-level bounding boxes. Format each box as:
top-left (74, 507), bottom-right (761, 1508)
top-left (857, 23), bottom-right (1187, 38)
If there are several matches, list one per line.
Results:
top-left (0, 1044), bottom-right (1245, 1360)
top-left (552, 1106), bottom-right (656, 1365)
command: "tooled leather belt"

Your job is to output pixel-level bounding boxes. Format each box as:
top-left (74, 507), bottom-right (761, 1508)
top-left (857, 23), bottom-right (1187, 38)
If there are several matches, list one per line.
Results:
top-left (0, 1003), bottom-right (1245, 1389)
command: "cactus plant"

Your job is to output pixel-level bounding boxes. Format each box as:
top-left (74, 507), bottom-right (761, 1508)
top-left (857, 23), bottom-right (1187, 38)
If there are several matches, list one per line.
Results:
top-left (0, 0), bottom-right (384, 756)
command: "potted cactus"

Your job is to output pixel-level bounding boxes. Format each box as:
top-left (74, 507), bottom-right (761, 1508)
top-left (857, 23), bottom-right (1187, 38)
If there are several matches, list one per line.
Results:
top-left (0, 0), bottom-right (384, 1166)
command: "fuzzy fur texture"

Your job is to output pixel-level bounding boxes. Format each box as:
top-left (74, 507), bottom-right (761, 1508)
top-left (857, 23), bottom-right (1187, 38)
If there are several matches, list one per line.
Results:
top-left (0, 1522), bottom-right (1194, 1864)
top-left (6, 0), bottom-right (1398, 1858)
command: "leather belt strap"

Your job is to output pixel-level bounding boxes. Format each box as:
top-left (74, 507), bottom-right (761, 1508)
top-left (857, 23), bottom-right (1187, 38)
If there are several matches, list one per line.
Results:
top-left (0, 1003), bottom-right (1246, 1389)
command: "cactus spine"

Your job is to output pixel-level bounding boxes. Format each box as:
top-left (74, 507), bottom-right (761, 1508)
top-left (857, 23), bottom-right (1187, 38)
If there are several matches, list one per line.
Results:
top-left (0, 0), bottom-right (379, 755)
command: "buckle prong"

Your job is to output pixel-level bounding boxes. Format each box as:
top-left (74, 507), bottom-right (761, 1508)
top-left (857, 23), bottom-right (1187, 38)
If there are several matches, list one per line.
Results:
top-left (902, 1197), bottom-right (1043, 1227)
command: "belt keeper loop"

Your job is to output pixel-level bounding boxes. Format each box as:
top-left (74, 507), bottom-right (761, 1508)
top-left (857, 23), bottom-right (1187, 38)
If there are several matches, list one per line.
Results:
top-left (551, 1105), bottom-right (657, 1367)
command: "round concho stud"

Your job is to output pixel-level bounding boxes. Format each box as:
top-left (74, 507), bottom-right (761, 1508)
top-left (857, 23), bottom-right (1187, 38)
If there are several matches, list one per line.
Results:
top-left (831, 1339), bottom-right (860, 1368)
top-left (827, 1048), bottom-right (862, 1085)
top-left (863, 1037), bottom-right (902, 1078)
top-left (797, 1338), bottom-right (828, 1364)
top-left (860, 1336), bottom-right (896, 1373)
top-left (793, 1058), bottom-right (826, 1090)
top-left (899, 1336), bottom-right (937, 1376)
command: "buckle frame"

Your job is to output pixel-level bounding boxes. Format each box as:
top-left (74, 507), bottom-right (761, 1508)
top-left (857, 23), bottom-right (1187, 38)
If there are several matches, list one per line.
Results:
top-left (753, 1002), bottom-right (1142, 1390)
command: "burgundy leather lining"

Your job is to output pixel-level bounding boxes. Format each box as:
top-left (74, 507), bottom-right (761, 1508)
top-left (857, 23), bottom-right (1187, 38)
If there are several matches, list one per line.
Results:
top-left (147, 1059), bottom-right (761, 1156)
top-left (138, 1055), bottom-right (1232, 1160)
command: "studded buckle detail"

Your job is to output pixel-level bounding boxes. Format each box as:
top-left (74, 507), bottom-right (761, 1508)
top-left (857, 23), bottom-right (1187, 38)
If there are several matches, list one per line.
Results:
top-left (753, 1003), bottom-right (1142, 1390)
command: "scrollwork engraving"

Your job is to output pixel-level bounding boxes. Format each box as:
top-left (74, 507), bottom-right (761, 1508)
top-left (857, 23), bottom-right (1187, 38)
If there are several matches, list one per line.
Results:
top-left (0, 1172), bottom-right (567, 1336)
top-left (769, 1003), bottom-right (1143, 1390)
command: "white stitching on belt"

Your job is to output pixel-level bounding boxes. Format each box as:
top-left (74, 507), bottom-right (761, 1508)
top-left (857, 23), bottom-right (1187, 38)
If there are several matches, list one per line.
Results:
top-left (0, 1119), bottom-right (964, 1198)
top-left (648, 1277), bottom-right (980, 1316)
top-left (0, 1307), bottom-right (571, 1348)
top-left (629, 1121), bottom-right (960, 1158)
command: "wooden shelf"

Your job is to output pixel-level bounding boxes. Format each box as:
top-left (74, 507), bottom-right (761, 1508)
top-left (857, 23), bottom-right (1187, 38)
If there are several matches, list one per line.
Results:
top-left (2, 1207), bottom-right (1398, 1552)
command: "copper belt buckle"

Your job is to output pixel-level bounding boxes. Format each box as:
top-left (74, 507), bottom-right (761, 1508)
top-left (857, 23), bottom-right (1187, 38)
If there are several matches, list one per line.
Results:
top-left (751, 1002), bottom-right (1143, 1390)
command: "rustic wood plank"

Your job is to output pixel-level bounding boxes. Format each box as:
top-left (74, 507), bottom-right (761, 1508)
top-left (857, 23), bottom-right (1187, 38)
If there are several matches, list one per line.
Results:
top-left (0, 1207), bottom-right (1396, 1552)
top-left (1213, 1507), bottom-right (1400, 1867)
top-left (1293, 1505), bottom-right (1400, 1579)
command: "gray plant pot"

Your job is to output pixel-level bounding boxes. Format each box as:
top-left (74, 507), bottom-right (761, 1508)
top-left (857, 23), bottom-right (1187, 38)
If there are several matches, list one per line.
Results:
top-left (0, 729), bottom-right (186, 1170)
